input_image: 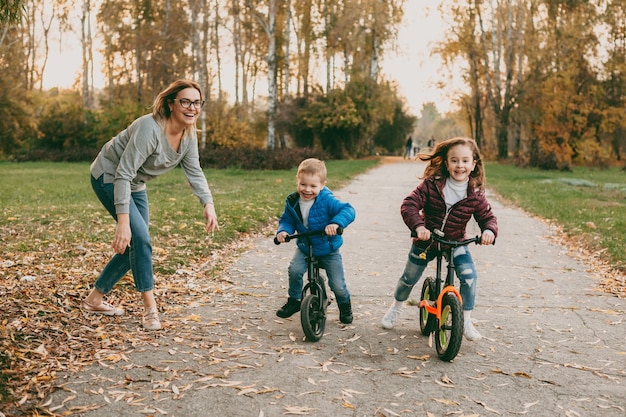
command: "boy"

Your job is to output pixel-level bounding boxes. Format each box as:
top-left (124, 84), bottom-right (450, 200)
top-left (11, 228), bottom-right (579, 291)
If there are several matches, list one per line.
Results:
top-left (275, 158), bottom-right (356, 324)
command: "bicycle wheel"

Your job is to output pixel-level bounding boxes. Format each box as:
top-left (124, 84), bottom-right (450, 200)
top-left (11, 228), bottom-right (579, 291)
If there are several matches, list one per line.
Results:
top-left (435, 292), bottom-right (464, 361)
top-left (419, 277), bottom-right (437, 335)
top-left (301, 293), bottom-right (326, 341)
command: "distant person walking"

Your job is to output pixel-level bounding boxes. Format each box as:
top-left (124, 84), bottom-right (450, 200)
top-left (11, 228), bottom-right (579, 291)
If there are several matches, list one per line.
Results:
top-left (381, 137), bottom-right (498, 341)
top-left (404, 136), bottom-right (413, 159)
top-left (427, 136), bottom-right (435, 150)
top-left (83, 79), bottom-right (219, 330)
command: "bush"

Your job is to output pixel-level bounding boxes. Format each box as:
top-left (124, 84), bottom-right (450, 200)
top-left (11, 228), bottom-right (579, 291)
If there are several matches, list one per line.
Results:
top-left (12, 147), bottom-right (99, 162)
top-left (199, 147), bottom-right (331, 170)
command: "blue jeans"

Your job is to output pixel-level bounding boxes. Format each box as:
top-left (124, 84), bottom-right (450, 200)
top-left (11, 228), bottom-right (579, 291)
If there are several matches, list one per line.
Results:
top-left (394, 244), bottom-right (478, 310)
top-left (287, 249), bottom-right (350, 305)
top-left (91, 175), bottom-right (154, 293)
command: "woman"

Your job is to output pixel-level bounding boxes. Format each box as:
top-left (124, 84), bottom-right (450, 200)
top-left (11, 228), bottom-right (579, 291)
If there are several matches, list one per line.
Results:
top-left (83, 79), bottom-right (219, 330)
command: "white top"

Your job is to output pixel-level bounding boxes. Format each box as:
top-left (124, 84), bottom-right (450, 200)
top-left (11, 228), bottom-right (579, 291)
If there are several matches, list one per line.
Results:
top-left (299, 199), bottom-right (314, 227)
top-left (443, 177), bottom-right (468, 210)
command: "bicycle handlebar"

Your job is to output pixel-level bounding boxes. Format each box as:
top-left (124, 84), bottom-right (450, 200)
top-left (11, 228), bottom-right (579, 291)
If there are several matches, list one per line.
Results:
top-left (274, 226), bottom-right (344, 245)
top-left (410, 229), bottom-right (484, 247)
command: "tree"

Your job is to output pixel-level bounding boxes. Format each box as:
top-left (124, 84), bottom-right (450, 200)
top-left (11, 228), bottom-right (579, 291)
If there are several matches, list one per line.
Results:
top-left (0, 0), bottom-right (25, 23)
top-left (474, 0), bottom-right (526, 159)
top-left (372, 97), bottom-right (416, 154)
top-left (526, 0), bottom-right (600, 169)
top-left (246, 0), bottom-right (279, 149)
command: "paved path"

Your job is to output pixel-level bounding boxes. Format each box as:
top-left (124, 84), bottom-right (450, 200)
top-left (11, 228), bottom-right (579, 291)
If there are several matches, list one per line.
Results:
top-left (47, 160), bottom-right (626, 417)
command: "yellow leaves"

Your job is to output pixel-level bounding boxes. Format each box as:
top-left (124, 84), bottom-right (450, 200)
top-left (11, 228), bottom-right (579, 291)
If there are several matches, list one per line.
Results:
top-left (407, 354), bottom-right (430, 361)
top-left (491, 368), bottom-right (532, 379)
top-left (432, 398), bottom-right (458, 406)
top-left (435, 374), bottom-right (455, 387)
top-left (34, 343), bottom-right (49, 357)
top-left (99, 354), bottom-right (126, 363)
top-left (181, 314), bottom-right (202, 322)
top-left (283, 405), bottom-right (316, 415)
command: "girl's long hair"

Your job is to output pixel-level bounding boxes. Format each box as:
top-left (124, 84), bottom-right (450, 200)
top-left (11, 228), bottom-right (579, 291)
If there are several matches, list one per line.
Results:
top-left (418, 137), bottom-right (486, 190)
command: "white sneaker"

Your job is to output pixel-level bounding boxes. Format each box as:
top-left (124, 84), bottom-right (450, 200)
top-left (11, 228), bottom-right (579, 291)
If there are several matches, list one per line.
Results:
top-left (381, 306), bottom-right (402, 329)
top-left (464, 320), bottom-right (482, 341)
top-left (143, 307), bottom-right (162, 331)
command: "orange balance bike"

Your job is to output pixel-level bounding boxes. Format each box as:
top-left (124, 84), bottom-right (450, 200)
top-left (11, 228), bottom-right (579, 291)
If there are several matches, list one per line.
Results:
top-left (417, 229), bottom-right (483, 361)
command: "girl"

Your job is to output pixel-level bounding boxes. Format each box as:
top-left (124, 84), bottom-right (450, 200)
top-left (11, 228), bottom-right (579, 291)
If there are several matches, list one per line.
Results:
top-left (381, 137), bottom-right (497, 340)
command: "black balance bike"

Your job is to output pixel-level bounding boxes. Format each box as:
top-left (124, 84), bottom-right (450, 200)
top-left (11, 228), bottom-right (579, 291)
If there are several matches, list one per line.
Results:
top-left (274, 227), bottom-right (343, 341)
top-left (416, 229), bottom-right (483, 361)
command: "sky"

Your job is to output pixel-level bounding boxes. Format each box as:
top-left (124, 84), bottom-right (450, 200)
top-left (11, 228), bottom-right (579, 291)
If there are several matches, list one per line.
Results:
top-left (380, 1), bottom-right (456, 115)
top-left (43, 2), bottom-right (455, 117)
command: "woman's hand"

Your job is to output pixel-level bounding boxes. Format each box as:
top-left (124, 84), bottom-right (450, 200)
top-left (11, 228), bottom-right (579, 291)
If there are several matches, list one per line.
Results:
top-left (204, 203), bottom-right (220, 233)
top-left (415, 226), bottom-right (431, 241)
top-left (480, 230), bottom-right (495, 245)
top-left (113, 214), bottom-right (131, 254)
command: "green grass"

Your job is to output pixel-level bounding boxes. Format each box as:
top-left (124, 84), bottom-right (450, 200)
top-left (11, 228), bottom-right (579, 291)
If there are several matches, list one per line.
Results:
top-left (0, 159), bottom-right (379, 274)
top-left (486, 162), bottom-right (626, 272)
top-left (2, 159), bottom-right (624, 274)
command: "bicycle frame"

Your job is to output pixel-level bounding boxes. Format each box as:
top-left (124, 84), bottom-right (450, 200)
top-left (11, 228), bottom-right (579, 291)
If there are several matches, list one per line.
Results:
top-left (299, 233), bottom-right (325, 302)
top-left (418, 232), bottom-right (481, 320)
top-left (274, 227), bottom-right (343, 341)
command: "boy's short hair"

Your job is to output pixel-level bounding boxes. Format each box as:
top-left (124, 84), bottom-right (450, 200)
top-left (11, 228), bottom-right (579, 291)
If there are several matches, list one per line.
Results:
top-left (297, 158), bottom-right (327, 183)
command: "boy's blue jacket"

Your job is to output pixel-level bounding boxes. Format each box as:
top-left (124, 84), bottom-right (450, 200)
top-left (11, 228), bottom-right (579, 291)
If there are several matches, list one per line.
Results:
top-left (277, 187), bottom-right (356, 256)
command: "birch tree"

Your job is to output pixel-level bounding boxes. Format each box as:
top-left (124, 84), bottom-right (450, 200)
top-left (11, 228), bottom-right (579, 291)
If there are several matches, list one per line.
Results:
top-left (246, 0), bottom-right (278, 149)
top-left (81, 0), bottom-right (94, 108)
top-left (476, 0), bottom-right (526, 159)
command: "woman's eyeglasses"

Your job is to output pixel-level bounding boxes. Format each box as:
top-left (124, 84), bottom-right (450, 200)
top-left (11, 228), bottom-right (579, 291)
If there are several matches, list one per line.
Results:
top-left (175, 98), bottom-right (205, 109)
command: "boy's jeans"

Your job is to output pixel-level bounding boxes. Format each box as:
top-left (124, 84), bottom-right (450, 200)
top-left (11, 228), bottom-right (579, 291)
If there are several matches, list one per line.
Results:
top-left (287, 249), bottom-right (350, 304)
top-left (91, 175), bottom-right (154, 293)
top-left (394, 244), bottom-right (478, 310)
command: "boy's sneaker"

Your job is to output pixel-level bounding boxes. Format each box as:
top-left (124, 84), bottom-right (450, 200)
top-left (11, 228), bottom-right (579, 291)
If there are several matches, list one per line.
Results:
top-left (464, 320), bottom-right (482, 341)
top-left (276, 297), bottom-right (301, 318)
top-left (381, 305), bottom-right (402, 329)
top-left (338, 301), bottom-right (353, 324)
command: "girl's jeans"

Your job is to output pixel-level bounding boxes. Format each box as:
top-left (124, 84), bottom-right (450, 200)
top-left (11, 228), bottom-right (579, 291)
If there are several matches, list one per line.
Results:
top-left (91, 175), bottom-right (154, 293)
top-left (287, 249), bottom-right (350, 305)
top-left (394, 243), bottom-right (478, 311)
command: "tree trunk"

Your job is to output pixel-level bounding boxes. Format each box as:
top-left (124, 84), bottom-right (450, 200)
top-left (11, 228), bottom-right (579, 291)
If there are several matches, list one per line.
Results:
top-left (266, 0), bottom-right (277, 149)
top-left (81, 0), bottom-right (94, 109)
top-left (283, 0), bottom-right (291, 99)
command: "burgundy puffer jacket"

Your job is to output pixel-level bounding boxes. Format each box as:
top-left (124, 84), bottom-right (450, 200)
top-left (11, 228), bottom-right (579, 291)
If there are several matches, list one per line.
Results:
top-left (401, 176), bottom-right (498, 248)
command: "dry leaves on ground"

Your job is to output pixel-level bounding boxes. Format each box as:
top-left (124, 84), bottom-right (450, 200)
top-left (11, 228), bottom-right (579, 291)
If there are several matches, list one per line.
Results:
top-left (0, 221), bottom-right (262, 416)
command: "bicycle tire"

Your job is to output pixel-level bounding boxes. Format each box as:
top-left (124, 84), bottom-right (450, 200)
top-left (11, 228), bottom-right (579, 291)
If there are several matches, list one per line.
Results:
top-left (419, 277), bottom-right (437, 335)
top-left (435, 292), bottom-right (463, 361)
top-left (301, 293), bottom-right (325, 341)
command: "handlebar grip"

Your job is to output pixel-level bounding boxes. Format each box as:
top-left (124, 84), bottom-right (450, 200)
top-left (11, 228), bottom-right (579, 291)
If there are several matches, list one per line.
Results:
top-left (337, 226), bottom-right (343, 235)
top-left (274, 235), bottom-right (294, 245)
